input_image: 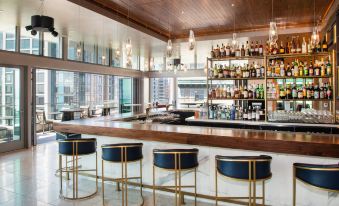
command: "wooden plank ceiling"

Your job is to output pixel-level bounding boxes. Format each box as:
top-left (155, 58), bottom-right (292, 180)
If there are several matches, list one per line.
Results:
top-left (75, 0), bottom-right (334, 40)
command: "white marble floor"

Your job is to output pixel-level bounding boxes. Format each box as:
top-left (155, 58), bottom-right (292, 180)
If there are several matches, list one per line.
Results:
top-left (0, 141), bottom-right (217, 206)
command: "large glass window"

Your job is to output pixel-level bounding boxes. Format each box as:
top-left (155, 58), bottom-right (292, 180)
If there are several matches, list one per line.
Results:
top-left (84, 43), bottom-right (96, 64)
top-left (44, 33), bottom-right (61, 58)
top-left (0, 26), bottom-right (16, 51)
top-left (98, 46), bottom-right (109, 66)
top-left (20, 28), bottom-right (40, 55)
top-left (180, 42), bottom-right (195, 70)
top-left (177, 77), bottom-right (207, 108)
top-left (150, 78), bottom-right (174, 104)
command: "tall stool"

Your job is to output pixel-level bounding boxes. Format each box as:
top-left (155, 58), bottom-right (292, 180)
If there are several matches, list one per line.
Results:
top-left (58, 138), bottom-right (98, 200)
top-left (101, 143), bottom-right (143, 206)
top-left (215, 155), bottom-right (272, 206)
top-left (293, 163), bottom-right (339, 206)
top-left (153, 148), bottom-right (199, 206)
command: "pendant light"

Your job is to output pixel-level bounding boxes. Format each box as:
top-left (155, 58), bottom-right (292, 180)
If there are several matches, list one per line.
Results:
top-left (166, 18), bottom-right (173, 57)
top-left (269, 0), bottom-right (278, 45)
top-left (100, 18), bottom-right (106, 64)
top-left (114, 23), bottom-right (121, 58)
top-left (125, 0), bottom-right (132, 58)
top-left (76, 6), bottom-right (82, 59)
top-left (311, 0), bottom-right (319, 47)
top-left (188, 29), bottom-right (195, 50)
top-left (231, 4), bottom-right (238, 47)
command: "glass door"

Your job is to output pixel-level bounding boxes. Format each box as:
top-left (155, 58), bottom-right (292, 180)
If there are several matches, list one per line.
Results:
top-left (119, 77), bottom-right (132, 113)
top-left (0, 67), bottom-right (24, 152)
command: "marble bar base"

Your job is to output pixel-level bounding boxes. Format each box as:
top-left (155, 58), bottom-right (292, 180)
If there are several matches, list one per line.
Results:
top-left (81, 135), bottom-right (339, 206)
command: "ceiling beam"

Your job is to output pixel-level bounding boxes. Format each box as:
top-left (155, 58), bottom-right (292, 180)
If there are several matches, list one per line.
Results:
top-left (67, 0), bottom-right (168, 41)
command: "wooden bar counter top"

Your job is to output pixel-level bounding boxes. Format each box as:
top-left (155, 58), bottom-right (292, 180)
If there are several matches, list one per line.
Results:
top-left (53, 114), bottom-right (339, 158)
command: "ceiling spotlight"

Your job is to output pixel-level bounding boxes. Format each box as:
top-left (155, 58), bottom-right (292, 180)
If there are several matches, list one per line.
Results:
top-left (51, 31), bottom-right (58, 37)
top-left (31, 30), bottom-right (37, 36)
top-left (25, 25), bottom-right (33, 31)
top-left (25, 15), bottom-right (59, 37)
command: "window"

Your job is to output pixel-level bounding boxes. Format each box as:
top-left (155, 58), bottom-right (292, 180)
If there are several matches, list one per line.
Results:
top-left (150, 78), bottom-right (174, 104)
top-left (36, 73), bottom-right (44, 82)
top-left (44, 33), bottom-right (61, 58)
top-left (177, 77), bottom-right (207, 108)
top-left (20, 28), bottom-right (40, 55)
top-left (84, 43), bottom-right (96, 63)
top-left (36, 97), bottom-right (44, 105)
top-left (5, 85), bottom-right (13, 94)
top-left (36, 84), bottom-right (44, 94)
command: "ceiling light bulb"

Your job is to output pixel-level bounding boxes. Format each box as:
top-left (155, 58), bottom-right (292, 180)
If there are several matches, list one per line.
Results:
top-left (115, 48), bottom-right (121, 58)
top-left (102, 55), bottom-right (106, 60)
top-left (269, 21), bottom-right (278, 45)
top-left (311, 26), bottom-right (320, 46)
top-left (126, 38), bottom-right (132, 56)
top-left (231, 33), bottom-right (238, 47)
top-left (167, 39), bottom-right (173, 57)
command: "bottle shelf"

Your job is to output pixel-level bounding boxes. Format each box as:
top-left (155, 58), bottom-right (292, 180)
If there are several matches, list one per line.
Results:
top-left (208, 77), bottom-right (265, 81)
top-left (266, 52), bottom-right (329, 59)
top-left (208, 56), bottom-right (264, 61)
top-left (267, 98), bottom-right (333, 101)
top-left (209, 98), bottom-right (265, 101)
top-left (266, 75), bottom-right (332, 79)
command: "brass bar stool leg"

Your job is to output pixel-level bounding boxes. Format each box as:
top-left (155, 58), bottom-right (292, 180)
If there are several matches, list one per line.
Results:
top-left (102, 159), bottom-right (105, 200)
top-left (121, 149), bottom-right (125, 206)
top-left (96, 151), bottom-right (98, 194)
top-left (194, 167), bottom-right (197, 206)
top-left (262, 180), bottom-right (265, 206)
top-left (59, 154), bottom-right (63, 196)
top-left (72, 142), bottom-right (76, 199)
top-left (124, 148), bottom-right (128, 206)
top-left (253, 161), bottom-right (256, 206)
top-left (153, 165), bottom-right (156, 206)
top-left (178, 154), bottom-right (182, 206)
top-left (140, 159), bottom-right (143, 197)
top-left (76, 142), bottom-right (79, 199)
top-left (174, 154), bottom-right (178, 206)
top-left (248, 161), bottom-right (252, 206)
top-left (293, 167), bottom-right (296, 206)
top-left (215, 162), bottom-right (218, 206)
top-left (66, 156), bottom-right (70, 180)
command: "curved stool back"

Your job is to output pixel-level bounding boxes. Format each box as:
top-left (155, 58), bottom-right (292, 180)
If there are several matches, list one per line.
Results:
top-left (293, 163), bottom-right (339, 206)
top-left (215, 155), bottom-right (272, 206)
top-left (153, 148), bottom-right (199, 206)
top-left (58, 138), bottom-right (98, 200)
top-left (101, 143), bottom-right (143, 206)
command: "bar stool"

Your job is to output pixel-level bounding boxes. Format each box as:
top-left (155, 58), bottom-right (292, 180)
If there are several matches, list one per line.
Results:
top-left (58, 138), bottom-right (98, 200)
top-left (101, 143), bottom-right (143, 206)
top-left (215, 155), bottom-right (272, 206)
top-left (293, 163), bottom-right (339, 206)
top-left (153, 148), bottom-right (199, 206)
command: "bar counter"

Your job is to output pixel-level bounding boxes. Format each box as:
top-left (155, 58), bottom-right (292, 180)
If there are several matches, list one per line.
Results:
top-left (53, 113), bottom-right (339, 158)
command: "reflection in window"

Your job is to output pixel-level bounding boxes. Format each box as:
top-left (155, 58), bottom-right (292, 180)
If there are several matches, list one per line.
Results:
top-left (0, 28), bottom-right (16, 51)
top-left (20, 28), bottom-right (40, 55)
top-left (44, 33), bottom-right (61, 58)
top-left (84, 43), bottom-right (96, 63)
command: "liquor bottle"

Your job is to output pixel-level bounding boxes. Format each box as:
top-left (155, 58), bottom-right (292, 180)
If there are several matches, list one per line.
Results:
top-left (314, 62), bottom-right (320, 76)
top-left (306, 83), bottom-right (312, 99)
top-left (307, 38), bottom-right (313, 53)
top-left (303, 62), bottom-right (309, 76)
top-left (220, 43), bottom-right (225, 57)
top-left (302, 85), bottom-right (307, 99)
top-left (279, 85), bottom-right (286, 99)
top-left (320, 84), bottom-right (325, 99)
top-left (280, 61), bottom-right (285, 77)
top-left (322, 37), bottom-right (328, 52)
top-left (250, 41), bottom-right (254, 56)
top-left (259, 40), bottom-right (263, 56)
top-left (279, 41), bottom-right (285, 54)
top-left (286, 84), bottom-right (292, 99)
top-left (245, 41), bottom-right (250, 56)
top-left (286, 38), bottom-right (290, 54)
top-left (286, 63), bottom-right (292, 76)
top-left (213, 64), bottom-right (218, 78)
top-left (243, 108), bottom-right (248, 120)
top-left (226, 43), bottom-right (231, 56)
top-left (243, 86), bottom-right (248, 99)
top-left (301, 37), bottom-right (307, 54)
top-left (215, 44), bottom-right (220, 58)
top-left (298, 86), bottom-right (303, 99)
top-left (241, 43), bottom-right (245, 56)
top-left (251, 65), bottom-right (256, 77)
top-left (255, 106), bottom-right (260, 121)
top-left (235, 45), bottom-right (241, 57)
top-left (291, 37), bottom-right (296, 53)
top-left (327, 85), bottom-right (332, 99)
top-left (293, 61), bottom-right (299, 77)
top-left (316, 41), bottom-right (321, 53)
top-left (231, 45), bottom-right (236, 57)
top-left (309, 61), bottom-right (314, 76)
top-left (321, 62), bottom-right (326, 77)
top-left (298, 62), bottom-right (303, 76)
top-left (326, 61), bottom-right (332, 76)
top-left (251, 106), bottom-right (256, 121)
top-left (211, 46), bottom-right (215, 58)
top-left (248, 106), bottom-right (252, 120)
top-left (314, 85), bottom-right (320, 99)
top-left (256, 65), bottom-right (261, 78)
top-left (292, 84), bottom-right (297, 99)
top-left (259, 84), bottom-right (264, 99)
top-left (255, 41), bottom-right (259, 56)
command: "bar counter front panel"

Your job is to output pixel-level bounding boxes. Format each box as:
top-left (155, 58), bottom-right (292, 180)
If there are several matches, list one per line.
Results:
top-left (53, 114), bottom-right (339, 205)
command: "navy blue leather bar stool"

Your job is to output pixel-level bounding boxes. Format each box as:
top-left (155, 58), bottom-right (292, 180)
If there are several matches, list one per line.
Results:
top-left (215, 155), bottom-right (272, 206)
top-left (153, 148), bottom-right (199, 206)
top-left (293, 163), bottom-right (339, 206)
top-left (101, 143), bottom-right (143, 206)
top-left (58, 138), bottom-right (98, 200)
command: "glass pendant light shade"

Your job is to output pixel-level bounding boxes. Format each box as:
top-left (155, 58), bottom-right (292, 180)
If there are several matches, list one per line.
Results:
top-left (125, 38), bottom-right (132, 56)
top-left (269, 21), bottom-right (278, 45)
top-left (231, 33), bottom-right (238, 47)
top-left (311, 26), bottom-right (320, 46)
top-left (188, 30), bottom-right (195, 50)
top-left (76, 43), bottom-right (82, 58)
top-left (167, 39), bottom-right (173, 57)
top-left (115, 48), bottom-right (121, 58)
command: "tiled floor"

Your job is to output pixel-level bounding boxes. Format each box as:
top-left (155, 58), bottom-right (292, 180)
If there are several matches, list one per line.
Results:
top-left (0, 141), bottom-right (215, 206)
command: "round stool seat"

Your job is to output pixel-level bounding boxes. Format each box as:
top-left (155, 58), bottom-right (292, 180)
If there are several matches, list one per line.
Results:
top-left (153, 148), bottom-right (199, 170)
top-left (294, 163), bottom-right (339, 191)
top-left (102, 143), bottom-right (143, 162)
top-left (216, 155), bottom-right (272, 180)
top-left (58, 138), bottom-right (97, 156)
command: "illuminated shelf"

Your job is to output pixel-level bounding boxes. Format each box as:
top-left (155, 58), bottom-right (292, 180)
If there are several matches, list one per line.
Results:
top-left (209, 98), bottom-right (265, 101)
top-left (267, 98), bottom-right (333, 101)
top-left (267, 52), bottom-right (329, 59)
top-left (208, 56), bottom-right (264, 61)
top-left (266, 75), bottom-right (332, 79)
